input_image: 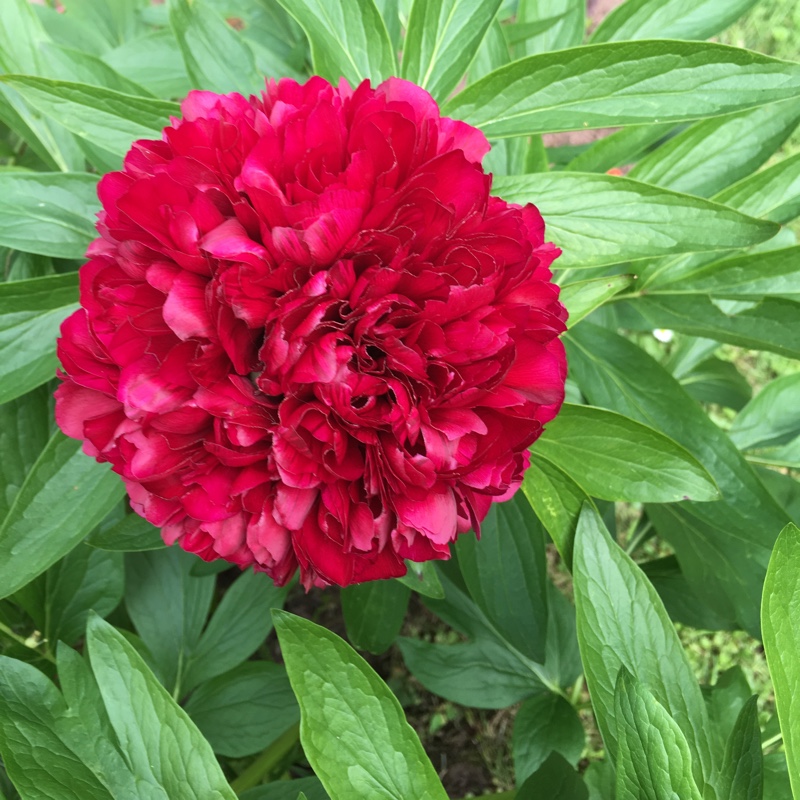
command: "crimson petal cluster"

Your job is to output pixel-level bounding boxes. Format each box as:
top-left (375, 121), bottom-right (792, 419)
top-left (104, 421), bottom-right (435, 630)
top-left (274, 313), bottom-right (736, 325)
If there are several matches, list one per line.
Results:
top-left (56, 76), bottom-right (567, 588)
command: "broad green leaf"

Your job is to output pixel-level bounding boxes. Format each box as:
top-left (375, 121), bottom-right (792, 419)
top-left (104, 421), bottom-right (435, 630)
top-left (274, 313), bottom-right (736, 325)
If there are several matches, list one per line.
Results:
top-left (0, 0), bottom-right (49, 74)
top-left (0, 432), bottom-right (124, 601)
top-left (402, 0), bottom-right (503, 101)
top-left (0, 385), bottom-right (49, 521)
top-left (761, 522), bottom-right (800, 798)
top-left (58, 0), bottom-right (144, 48)
top-left (717, 696), bottom-right (763, 800)
top-left (240, 778), bottom-right (329, 800)
top-left (86, 615), bottom-right (237, 800)
top-left (273, 610), bottom-right (449, 800)
top-left (0, 172), bottom-right (98, 258)
top-left (522, 457), bottom-right (597, 568)
top-left (501, 12), bottom-right (573, 48)
top-left (169, 0), bottom-right (263, 95)
top-left (396, 559), bottom-right (444, 598)
top-left (517, 752), bottom-right (588, 800)
top-left (33, 2), bottom-right (110, 56)
top-left (181, 569), bottom-right (289, 692)
top-left (444, 41), bottom-right (800, 139)
top-left (664, 246), bottom-right (800, 300)
top-left (560, 275), bottom-right (633, 327)
top-left (86, 513), bottom-right (166, 552)
top-left (763, 754), bottom-right (793, 800)
top-left (628, 101), bottom-right (800, 198)
top-left (516, 0), bottom-right (584, 55)
top-left (184, 663), bottom-right (299, 758)
top-left (342, 578), bottom-right (410, 655)
top-left (494, 172), bottom-right (778, 269)
top-left (456, 494), bottom-right (548, 663)
top-left (513, 693), bottom-right (584, 785)
top-left (573, 505), bottom-right (714, 790)
top-left (680, 357), bottom-right (752, 411)
top-left (613, 670), bottom-right (704, 800)
top-left (273, 0), bottom-right (395, 85)
top-left (704, 667), bottom-right (753, 755)
top-left (584, 760), bottom-right (616, 800)
top-left (729, 373), bottom-right (800, 451)
top-left (564, 123), bottom-right (674, 173)
top-left (627, 295), bottom-right (800, 359)
top-left (0, 75), bottom-right (178, 157)
top-left (0, 656), bottom-right (116, 800)
top-left (592, 0), bottom-right (759, 43)
top-left (533, 403), bottom-right (720, 503)
top-left (124, 549), bottom-right (215, 693)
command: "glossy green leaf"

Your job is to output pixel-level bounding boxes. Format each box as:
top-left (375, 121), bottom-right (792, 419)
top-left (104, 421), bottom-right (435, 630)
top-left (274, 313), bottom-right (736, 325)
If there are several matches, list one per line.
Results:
top-left (522, 456), bottom-right (596, 568)
top-left (58, 0), bottom-right (144, 48)
top-left (628, 101), bottom-right (800, 197)
top-left (763, 754), bottom-right (794, 800)
top-left (86, 614), bottom-right (237, 800)
top-left (0, 75), bottom-right (178, 156)
top-left (729, 372), bottom-right (800, 451)
top-left (564, 123), bottom-right (674, 173)
top-left (613, 670), bottom-right (704, 800)
top-left (182, 569), bottom-right (289, 692)
top-left (342, 578), bottom-right (410, 655)
top-left (517, 752), bottom-right (588, 800)
top-left (516, 0), bottom-right (584, 54)
top-left (456, 493), bottom-right (548, 663)
top-left (169, 0), bottom-right (262, 95)
top-left (494, 172), bottom-right (778, 269)
top-left (396, 559), bottom-right (445, 598)
top-left (761, 522), bottom-right (800, 799)
top-left (533, 403), bottom-right (719, 503)
top-left (273, 610), bottom-right (448, 800)
top-left (592, 0), bottom-right (759, 42)
top-left (704, 667), bottom-right (753, 756)
top-left (680, 356), bottom-right (752, 411)
top-left (402, 0), bottom-right (503, 101)
top-left (0, 432), bottom-right (124, 601)
top-left (0, 656), bottom-right (116, 800)
top-left (184, 663), bottom-right (299, 758)
top-left (444, 41), bottom-right (800, 139)
top-left (124, 549), bottom-right (215, 693)
top-left (513, 692), bottom-right (585, 785)
top-left (240, 777), bottom-right (329, 800)
top-left (561, 275), bottom-right (633, 327)
top-left (717, 696), bottom-right (763, 800)
top-left (273, 0), bottom-right (395, 85)
top-left (87, 512), bottom-right (166, 552)
top-left (573, 505), bottom-right (714, 790)
top-left (0, 172), bottom-right (98, 258)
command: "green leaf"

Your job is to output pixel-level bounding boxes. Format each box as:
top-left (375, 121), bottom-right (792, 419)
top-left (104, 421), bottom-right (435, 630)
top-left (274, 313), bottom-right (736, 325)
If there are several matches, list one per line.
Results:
top-left (761, 522), bottom-right (800, 799)
top-left (680, 357), bottom-right (752, 411)
top-left (184, 663), bottom-right (299, 758)
top-left (181, 569), bottom-right (289, 692)
top-left (395, 560), bottom-right (445, 598)
top-left (456, 493), bottom-right (548, 663)
top-left (515, 0), bottom-right (584, 54)
top-left (402, 0), bottom-right (503, 101)
top-left (494, 172), bottom-right (778, 269)
top-left (169, 0), bottom-right (263, 95)
top-left (628, 101), bottom-right (800, 198)
top-left (561, 275), bottom-right (633, 327)
top-left (513, 692), bottom-right (585, 785)
top-left (240, 777), bottom-right (329, 800)
top-left (729, 373), bottom-right (800, 451)
top-left (86, 512), bottom-right (166, 552)
top-left (273, 609), bottom-right (448, 800)
top-left (627, 295), bottom-right (800, 359)
top-left (763, 754), bottom-right (793, 800)
top-left (274, 0), bottom-right (395, 85)
top-left (704, 667), bottom-right (753, 757)
top-left (0, 172), bottom-right (98, 258)
top-left (564, 123), bottom-right (675, 173)
top-left (573, 505), bottom-right (714, 790)
top-left (444, 41), bottom-right (800, 139)
top-left (717, 696), bottom-right (763, 800)
top-left (533, 404), bottom-right (720, 503)
top-left (613, 669), bottom-right (704, 800)
top-left (124, 549), bottom-right (215, 693)
top-left (0, 75), bottom-right (178, 157)
top-left (0, 656), bottom-right (116, 800)
top-left (57, 0), bottom-right (144, 48)
top-left (342, 578), bottom-right (410, 655)
top-left (86, 615), bottom-right (237, 800)
top-left (0, 432), bottom-right (124, 601)
top-left (592, 0), bottom-right (759, 42)
top-left (517, 752), bottom-right (588, 800)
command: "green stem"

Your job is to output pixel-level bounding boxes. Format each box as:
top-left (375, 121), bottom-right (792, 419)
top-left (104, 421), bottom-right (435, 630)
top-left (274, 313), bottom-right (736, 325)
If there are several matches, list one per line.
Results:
top-left (762, 732), bottom-right (783, 752)
top-left (0, 622), bottom-right (56, 664)
top-left (231, 722), bottom-right (301, 795)
top-left (625, 520), bottom-right (654, 557)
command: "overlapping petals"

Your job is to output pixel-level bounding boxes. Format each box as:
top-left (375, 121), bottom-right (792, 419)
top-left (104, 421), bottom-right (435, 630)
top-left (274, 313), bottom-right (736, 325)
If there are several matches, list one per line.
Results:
top-left (56, 76), bottom-right (567, 588)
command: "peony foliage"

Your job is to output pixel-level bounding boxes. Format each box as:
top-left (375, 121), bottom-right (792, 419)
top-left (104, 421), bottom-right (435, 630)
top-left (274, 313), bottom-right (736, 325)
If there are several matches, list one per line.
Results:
top-left (0, 0), bottom-right (799, 798)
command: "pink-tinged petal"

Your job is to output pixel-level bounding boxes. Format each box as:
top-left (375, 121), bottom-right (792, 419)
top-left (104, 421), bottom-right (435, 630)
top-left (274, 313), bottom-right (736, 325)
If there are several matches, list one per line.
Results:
top-left (274, 485), bottom-right (318, 530)
top-left (504, 339), bottom-right (567, 405)
top-left (394, 486), bottom-right (457, 545)
top-left (163, 272), bottom-right (213, 340)
top-left (55, 382), bottom-right (121, 440)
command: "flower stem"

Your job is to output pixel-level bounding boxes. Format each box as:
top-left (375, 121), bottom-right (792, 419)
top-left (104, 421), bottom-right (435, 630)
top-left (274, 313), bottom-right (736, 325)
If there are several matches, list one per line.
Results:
top-left (230, 722), bottom-right (301, 795)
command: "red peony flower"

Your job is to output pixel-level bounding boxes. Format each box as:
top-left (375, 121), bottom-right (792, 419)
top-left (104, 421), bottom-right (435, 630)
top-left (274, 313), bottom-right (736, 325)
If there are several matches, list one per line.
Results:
top-left (56, 77), bottom-right (567, 588)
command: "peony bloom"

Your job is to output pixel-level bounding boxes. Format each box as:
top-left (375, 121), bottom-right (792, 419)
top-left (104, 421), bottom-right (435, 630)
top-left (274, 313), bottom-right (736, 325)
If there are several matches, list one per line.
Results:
top-left (56, 76), bottom-right (567, 588)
